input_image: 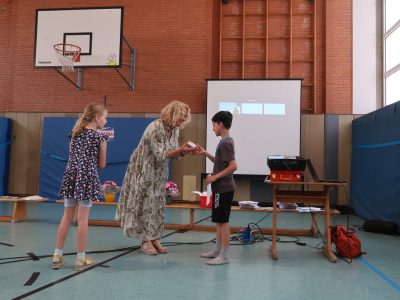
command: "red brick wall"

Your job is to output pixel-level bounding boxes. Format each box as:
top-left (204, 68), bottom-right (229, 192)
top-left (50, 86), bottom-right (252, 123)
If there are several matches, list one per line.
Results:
top-left (1, 0), bottom-right (218, 113)
top-left (0, 0), bottom-right (14, 112)
top-left (0, 0), bottom-right (353, 114)
top-left (325, 0), bottom-right (352, 114)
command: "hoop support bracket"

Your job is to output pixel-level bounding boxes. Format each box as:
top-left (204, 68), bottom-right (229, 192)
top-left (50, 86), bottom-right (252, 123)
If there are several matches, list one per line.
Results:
top-left (54, 36), bottom-right (134, 91)
top-left (54, 68), bottom-right (83, 90)
top-left (114, 36), bottom-right (135, 91)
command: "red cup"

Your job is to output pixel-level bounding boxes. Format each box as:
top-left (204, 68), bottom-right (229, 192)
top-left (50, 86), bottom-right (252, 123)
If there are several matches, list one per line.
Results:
top-left (200, 195), bottom-right (213, 208)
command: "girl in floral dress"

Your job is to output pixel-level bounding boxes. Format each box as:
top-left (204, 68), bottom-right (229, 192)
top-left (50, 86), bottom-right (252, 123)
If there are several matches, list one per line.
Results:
top-left (116, 101), bottom-right (194, 255)
top-left (51, 103), bottom-right (108, 270)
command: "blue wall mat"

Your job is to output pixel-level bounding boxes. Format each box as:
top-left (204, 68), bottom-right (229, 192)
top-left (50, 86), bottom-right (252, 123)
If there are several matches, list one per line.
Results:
top-left (0, 118), bottom-right (12, 196)
top-left (351, 101), bottom-right (400, 226)
top-left (39, 117), bottom-right (156, 200)
top-left (324, 114), bottom-right (339, 205)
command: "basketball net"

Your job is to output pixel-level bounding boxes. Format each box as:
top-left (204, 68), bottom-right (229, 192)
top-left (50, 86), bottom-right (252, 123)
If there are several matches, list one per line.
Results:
top-left (53, 43), bottom-right (81, 73)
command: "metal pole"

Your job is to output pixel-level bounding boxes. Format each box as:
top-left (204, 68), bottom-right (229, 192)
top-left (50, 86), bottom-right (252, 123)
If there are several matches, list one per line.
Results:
top-left (76, 67), bottom-right (83, 91)
top-left (129, 48), bottom-right (135, 91)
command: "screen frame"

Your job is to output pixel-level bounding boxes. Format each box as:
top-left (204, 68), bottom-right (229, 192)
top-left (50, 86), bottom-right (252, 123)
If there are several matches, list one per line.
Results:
top-left (205, 78), bottom-right (302, 176)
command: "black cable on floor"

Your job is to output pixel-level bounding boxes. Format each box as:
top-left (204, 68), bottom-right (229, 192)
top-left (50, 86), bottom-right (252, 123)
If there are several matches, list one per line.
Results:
top-left (1, 215), bottom-right (214, 263)
top-left (0, 241), bottom-right (14, 247)
top-left (231, 211), bottom-right (306, 246)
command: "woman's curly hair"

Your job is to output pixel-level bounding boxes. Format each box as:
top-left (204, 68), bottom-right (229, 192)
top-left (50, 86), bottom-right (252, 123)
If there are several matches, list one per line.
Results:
top-left (160, 101), bottom-right (191, 129)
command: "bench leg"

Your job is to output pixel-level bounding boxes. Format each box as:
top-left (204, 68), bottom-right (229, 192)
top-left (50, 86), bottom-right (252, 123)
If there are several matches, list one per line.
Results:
top-left (189, 208), bottom-right (194, 229)
top-left (12, 202), bottom-right (27, 223)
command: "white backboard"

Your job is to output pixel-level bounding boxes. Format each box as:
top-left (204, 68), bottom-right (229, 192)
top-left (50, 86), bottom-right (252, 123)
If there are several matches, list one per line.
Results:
top-left (34, 7), bottom-right (124, 68)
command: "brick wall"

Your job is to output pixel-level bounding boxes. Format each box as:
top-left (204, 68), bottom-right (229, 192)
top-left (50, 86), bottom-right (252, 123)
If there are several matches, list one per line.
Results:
top-left (1, 0), bottom-right (218, 113)
top-left (325, 0), bottom-right (353, 114)
top-left (0, 0), bottom-right (353, 114)
top-left (0, 0), bottom-right (14, 112)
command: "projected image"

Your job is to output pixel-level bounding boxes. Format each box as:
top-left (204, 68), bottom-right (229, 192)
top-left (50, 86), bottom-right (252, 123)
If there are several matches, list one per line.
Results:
top-left (218, 102), bottom-right (241, 114)
top-left (264, 103), bottom-right (285, 115)
top-left (219, 101), bottom-right (286, 115)
top-left (242, 102), bottom-right (263, 114)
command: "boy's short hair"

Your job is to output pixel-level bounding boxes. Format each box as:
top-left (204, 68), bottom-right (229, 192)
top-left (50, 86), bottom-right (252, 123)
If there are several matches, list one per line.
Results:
top-left (212, 111), bottom-right (233, 129)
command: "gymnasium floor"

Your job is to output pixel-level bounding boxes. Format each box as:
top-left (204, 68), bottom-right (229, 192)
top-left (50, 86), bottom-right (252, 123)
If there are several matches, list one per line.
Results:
top-left (0, 202), bottom-right (399, 300)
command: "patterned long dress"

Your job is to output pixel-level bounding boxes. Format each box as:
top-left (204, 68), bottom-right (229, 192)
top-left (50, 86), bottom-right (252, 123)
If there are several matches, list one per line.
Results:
top-left (115, 119), bottom-right (179, 241)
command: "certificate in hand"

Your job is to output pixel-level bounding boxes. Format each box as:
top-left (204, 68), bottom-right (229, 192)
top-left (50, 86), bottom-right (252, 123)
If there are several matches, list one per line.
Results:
top-left (97, 127), bottom-right (115, 141)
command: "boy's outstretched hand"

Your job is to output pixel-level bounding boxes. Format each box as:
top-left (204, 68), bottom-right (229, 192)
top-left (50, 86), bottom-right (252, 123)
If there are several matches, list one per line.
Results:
top-left (181, 142), bottom-right (205, 155)
top-left (180, 143), bottom-right (194, 155)
top-left (193, 145), bottom-right (206, 155)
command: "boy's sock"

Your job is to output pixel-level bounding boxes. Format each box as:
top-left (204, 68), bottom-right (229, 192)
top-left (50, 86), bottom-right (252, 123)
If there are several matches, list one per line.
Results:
top-left (201, 239), bottom-right (221, 258)
top-left (206, 246), bottom-right (229, 265)
top-left (219, 246), bottom-right (229, 259)
top-left (52, 248), bottom-right (63, 262)
top-left (206, 255), bottom-right (229, 265)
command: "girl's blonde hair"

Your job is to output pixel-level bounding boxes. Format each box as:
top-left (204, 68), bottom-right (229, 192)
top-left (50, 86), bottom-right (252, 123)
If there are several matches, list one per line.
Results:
top-left (71, 103), bottom-right (107, 138)
top-left (160, 101), bottom-right (191, 129)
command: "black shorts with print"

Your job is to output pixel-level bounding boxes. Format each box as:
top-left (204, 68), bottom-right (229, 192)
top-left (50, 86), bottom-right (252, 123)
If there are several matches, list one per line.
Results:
top-left (211, 190), bottom-right (234, 223)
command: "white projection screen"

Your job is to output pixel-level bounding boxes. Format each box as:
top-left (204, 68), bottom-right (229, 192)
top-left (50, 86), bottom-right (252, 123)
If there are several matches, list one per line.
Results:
top-left (206, 79), bottom-right (302, 175)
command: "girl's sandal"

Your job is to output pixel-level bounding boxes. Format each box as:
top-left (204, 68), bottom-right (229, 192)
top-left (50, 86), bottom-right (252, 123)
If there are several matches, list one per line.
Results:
top-left (51, 255), bottom-right (64, 269)
top-left (141, 242), bottom-right (158, 255)
top-left (74, 256), bottom-right (95, 271)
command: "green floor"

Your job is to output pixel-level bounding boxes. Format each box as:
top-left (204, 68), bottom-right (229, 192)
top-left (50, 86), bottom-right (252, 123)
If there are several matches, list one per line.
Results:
top-left (0, 202), bottom-right (399, 300)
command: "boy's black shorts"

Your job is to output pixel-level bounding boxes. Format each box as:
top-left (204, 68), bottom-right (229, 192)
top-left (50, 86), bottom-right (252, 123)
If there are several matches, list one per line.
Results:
top-left (211, 190), bottom-right (234, 223)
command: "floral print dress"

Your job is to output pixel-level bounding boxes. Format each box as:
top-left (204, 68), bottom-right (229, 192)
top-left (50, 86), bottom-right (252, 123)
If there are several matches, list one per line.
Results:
top-left (115, 119), bottom-right (179, 241)
top-left (59, 129), bottom-right (106, 201)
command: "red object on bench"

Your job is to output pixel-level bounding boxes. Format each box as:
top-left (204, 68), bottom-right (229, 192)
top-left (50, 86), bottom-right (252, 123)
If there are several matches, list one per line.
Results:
top-left (200, 195), bottom-right (213, 208)
top-left (269, 170), bottom-right (303, 182)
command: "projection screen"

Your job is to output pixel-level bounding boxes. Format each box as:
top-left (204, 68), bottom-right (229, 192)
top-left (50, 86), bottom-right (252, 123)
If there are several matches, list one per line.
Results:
top-left (206, 79), bottom-right (302, 175)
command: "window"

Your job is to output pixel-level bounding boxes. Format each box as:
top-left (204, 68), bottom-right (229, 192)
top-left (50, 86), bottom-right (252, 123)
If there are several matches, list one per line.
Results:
top-left (384, 0), bottom-right (400, 105)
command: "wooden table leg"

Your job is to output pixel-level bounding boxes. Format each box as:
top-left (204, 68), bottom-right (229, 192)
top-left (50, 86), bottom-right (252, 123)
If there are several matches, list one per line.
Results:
top-left (322, 187), bottom-right (337, 263)
top-left (270, 186), bottom-right (278, 260)
top-left (11, 201), bottom-right (27, 223)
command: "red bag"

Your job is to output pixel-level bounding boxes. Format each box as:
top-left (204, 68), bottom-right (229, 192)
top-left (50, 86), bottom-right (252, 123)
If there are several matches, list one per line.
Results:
top-left (330, 225), bottom-right (363, 259)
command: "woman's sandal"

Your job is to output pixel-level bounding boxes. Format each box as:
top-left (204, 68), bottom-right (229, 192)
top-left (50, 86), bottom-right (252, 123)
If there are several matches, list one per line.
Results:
top-left (141, 242), bottom-right (158, 255)
top-left (152, 241), bottom-right (168, 254)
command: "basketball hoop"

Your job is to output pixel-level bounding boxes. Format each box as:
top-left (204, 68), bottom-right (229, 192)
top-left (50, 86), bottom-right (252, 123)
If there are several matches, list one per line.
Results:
top-left (53, 43), bottom-right (81, 73)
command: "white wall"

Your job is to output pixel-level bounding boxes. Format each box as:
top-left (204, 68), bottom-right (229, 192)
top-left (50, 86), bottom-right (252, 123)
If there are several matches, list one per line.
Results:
top-left (353, 0), bottom-right (378, 114)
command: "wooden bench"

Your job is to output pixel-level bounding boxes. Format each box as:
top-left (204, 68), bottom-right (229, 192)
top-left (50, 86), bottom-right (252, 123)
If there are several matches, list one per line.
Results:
top-left (0, 196), bottom-right (48, 223)
top-left (56, 200), bottom-right (340, 236)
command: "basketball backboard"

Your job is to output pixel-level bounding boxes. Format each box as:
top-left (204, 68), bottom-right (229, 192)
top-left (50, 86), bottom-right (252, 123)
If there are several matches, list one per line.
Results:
top-left (34, 7), bottom-right (124, 68)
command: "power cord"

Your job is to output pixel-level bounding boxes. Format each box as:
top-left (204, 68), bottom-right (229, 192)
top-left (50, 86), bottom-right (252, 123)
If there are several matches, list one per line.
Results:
top-left (232, 212), bottom-right (306, 246)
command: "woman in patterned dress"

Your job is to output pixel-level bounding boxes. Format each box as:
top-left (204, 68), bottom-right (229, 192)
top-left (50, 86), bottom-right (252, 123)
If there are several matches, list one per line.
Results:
top-left (51, 103), bottom-right (108, 270)
top-left (116, 101), bottom-right (193, 255)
